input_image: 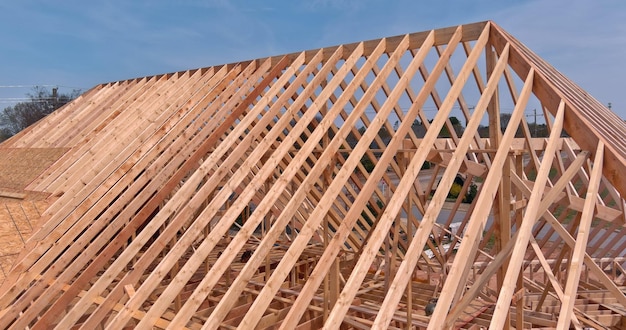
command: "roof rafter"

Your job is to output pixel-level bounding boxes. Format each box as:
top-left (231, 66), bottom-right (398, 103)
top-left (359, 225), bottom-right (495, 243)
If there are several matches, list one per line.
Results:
top-left (0, 20), bottom-right (624, 329)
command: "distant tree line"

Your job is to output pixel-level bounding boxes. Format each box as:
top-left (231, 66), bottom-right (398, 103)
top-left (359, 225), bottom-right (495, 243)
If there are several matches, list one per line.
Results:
top-left (0, 86), bottom-right (80, 141)
top-left (343, 114), bottom-right (551, 148)
top-left (344, 113), bottom-right (552, 174)
top-left (478, 113), bottom-right (551, 138)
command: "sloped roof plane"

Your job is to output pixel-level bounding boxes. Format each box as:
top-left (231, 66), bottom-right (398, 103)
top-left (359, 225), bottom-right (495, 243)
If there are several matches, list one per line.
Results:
top-left (0, 21), bottom-right (625, 329)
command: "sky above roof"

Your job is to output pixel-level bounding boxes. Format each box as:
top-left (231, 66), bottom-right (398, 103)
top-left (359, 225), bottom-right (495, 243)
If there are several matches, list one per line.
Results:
top-left (1, 0), bottom-right (625, 119)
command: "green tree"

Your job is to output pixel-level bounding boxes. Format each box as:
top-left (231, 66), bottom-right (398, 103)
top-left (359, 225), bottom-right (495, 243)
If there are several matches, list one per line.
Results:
top-left (0, 86), bottom-right (80, 140)
top-left (430, 116), bottom-right (464, 137)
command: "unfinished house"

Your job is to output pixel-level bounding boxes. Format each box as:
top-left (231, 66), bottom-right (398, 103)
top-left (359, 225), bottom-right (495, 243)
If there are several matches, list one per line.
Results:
top-left (0, 21), bottom-right (625, 329)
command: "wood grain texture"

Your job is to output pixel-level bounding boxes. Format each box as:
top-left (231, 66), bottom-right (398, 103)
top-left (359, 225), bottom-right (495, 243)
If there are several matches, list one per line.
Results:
top-left (0, 21), bottom-right (624, 329)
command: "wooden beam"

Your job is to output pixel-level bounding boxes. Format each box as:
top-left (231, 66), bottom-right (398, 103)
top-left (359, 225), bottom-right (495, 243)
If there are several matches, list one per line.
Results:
top-left (107, 49), bottom-right (335, 329)
top-left (435, 66), bottom-right (535, 328)
top-left (6, 60), bottom-right (272, 329)
top-left (336, 24), bottom-right (494, 329)
top-left (1, 20), bottom-right (624, 330)
top-left (236, 32), bottom-right (417, 329)
top-left (491, 22), bottom-right (626, 199)
top-left (557, 142), bottom-right (605, 328)
top-left (50, 55), bottom-right (301, 328)
top-left (0, 191), bottom-right (26, 200)
top-left (489, 101), bottom-right (565, 329)
top-left (166, 41), bottom-right (372, 329)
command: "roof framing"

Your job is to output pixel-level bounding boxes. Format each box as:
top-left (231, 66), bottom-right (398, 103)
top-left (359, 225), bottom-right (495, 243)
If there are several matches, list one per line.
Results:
top-left (0, 20), bottom-right (625, 329)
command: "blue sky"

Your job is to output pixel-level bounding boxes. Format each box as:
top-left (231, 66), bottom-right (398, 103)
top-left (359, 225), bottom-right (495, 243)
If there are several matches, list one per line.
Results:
top-left (1, 0), bottom-right (625, 119)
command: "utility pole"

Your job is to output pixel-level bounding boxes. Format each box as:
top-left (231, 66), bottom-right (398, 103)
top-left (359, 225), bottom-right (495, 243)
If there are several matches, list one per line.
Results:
top-left (533, 108), bottom-right (537, 137)
top-left (51, 87), bottom-right (59, 113)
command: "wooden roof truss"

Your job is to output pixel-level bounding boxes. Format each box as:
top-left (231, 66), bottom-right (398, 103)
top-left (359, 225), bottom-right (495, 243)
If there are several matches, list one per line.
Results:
top-left (0, 21), bottom-right (625, 329)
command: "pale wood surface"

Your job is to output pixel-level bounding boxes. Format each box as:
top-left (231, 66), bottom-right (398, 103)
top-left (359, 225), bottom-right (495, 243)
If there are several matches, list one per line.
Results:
top-left (0, 21), bottom-right (624, 329)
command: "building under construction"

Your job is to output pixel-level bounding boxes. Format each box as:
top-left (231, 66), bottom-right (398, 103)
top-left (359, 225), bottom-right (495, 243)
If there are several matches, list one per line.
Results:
top-left (0, 21), bottom-right (625, 329)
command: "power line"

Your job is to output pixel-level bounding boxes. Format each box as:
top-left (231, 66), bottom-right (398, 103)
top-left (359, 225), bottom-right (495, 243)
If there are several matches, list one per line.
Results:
top-left (0, 85), bottom-right (85, 105)
top-left (0, 84), bottom-right (56, 88)
top-left (0, 84), bottom-right (85, 89)
top-left (0, 98), bottom-right (59, 101)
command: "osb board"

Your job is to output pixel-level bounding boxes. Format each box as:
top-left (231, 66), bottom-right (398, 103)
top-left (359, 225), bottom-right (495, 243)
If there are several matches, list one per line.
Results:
top-left (0, 148), bottom-right (69, 191)
top-left (0, 200), bottom-right (49, 283)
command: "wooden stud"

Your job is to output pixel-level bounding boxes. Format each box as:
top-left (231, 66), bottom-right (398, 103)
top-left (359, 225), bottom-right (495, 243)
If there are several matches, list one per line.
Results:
top-left (0, 21), bottom-right (624, 330)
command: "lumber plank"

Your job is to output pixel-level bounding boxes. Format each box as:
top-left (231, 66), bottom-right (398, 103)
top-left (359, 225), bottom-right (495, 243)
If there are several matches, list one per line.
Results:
top-left (437, 67), bottom-right (536, 329)
top-left (0, 67), bottom-right (229, 323)
top-left (0, 21), bottom-right (624, 330)
top-left (371, 31), bottom-right (506, 329)
top-left (55, 56), bottom-right (300, 328)
top-left (489, 101), bottom-right (565, 329)
top-left (207, 34), bottom-right (400, 329)
top-left (103, 50), bottom-right (326, 328)
top-left (557, 141), bottom-right (605, 328)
